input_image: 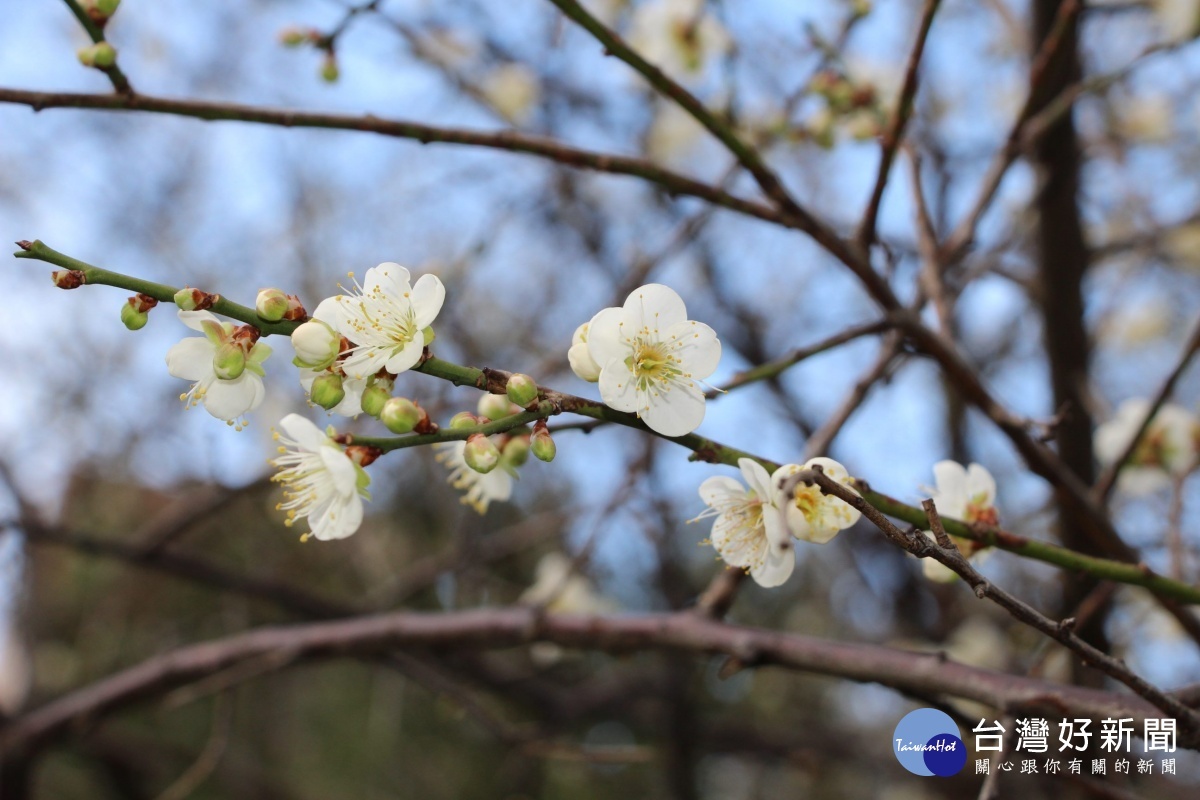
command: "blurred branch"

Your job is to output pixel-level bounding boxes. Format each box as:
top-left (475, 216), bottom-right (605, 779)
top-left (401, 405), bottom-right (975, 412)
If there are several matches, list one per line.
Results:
top-left (1092, 314), bottom-right (1200, 502)
top-left (545, 0), bottom-right (852, 265)
top-left (1, 606), bottom-right (1184, 757)
top-left (856, 0), bottom-right (942, 248)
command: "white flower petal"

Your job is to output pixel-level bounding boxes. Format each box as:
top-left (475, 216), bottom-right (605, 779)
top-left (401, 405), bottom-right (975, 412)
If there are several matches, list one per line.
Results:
top-left (364, 262), bottom-right (412, 296)
top-left (411, 273), bottom-right (446, 329)
top-left (165, 337), bottom-right (215, 381)
top-left (738, 458), bottom-right (774, 500)
top-left (280, 413), bottom-right (328, 451)
top-left (178, 309), bottom-right (220, 333)
top-left (751, 542), bottom-right (795, 588)
top-left (203, 375), bottom-right (261, 421)
top-left (598, 359), bottom-right (640, 412)
top-left (640, 380), bottom-right (705, 436)
top-left (966, 463), bottom-right (997, 506)
top-left (622, 283), bottom-right (688, 332)
top-left (383, 338), bottom-right (426, 376)
top-left (699, 475), bottom-right (745, 508)
top-left (585, 306), bottom-right (628, 367)
top-left (665, 320), bottom-right (721, 380)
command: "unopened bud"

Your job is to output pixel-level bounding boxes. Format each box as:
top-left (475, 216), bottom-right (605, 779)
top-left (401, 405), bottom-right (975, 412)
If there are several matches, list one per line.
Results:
top-left (448, 411), bottom-right (481, 430)
top-left (502, 436), bottom-right (530, 467)
top-left (130, 293), bottom-right (158, 314)
top-left (568, 323), bottom-right (601, 382)
top-left (291, 319), bottom-right (340, 369)
top-left (345, 445), bottom-right (381, 468)
top-left (506, 373), bottom-right (538, 407)
top-left (380, 397), bottom-right (422, 434)
top-left (279, 27), bottom-right (312, 47)
top-left (77, 42), bottom-right (117, 68)
top-left (463, 433), bottom-right (500, 474)
top-left (174, 287), bottom-right (217, 311)
top-left (282, 294), bottom-right (307, 321)
top-left (310, 373), bottom-right (346, 410)
top-left (120, 301), bottom-right (148, 331)
top-left (320, 54), bottom-right (339, 83)
top-left (51, 270), bottom-right (86, 290)
top-left (250, 288), bottom-right (285, 321)
top-left (360, 381), bottom-right (391, 418)
top-left (478, 393), bottom-right (515, 421)
top-left (531, 426), bottom-right (556, 462)
top-left (212, 341), bottom-right (247, 380)
top-left (84, 0), bottom-right (121, 23)
top-left (423, 326), bottom-right (436, 345)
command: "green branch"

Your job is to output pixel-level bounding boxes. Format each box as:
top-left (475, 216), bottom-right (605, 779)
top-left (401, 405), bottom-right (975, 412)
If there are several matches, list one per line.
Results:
top-left (14, 240), bottom-right (1200, 605)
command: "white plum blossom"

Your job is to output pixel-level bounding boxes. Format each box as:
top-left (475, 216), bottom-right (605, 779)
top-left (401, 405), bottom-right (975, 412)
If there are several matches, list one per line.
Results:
top-left (586, 283), bottom-right (720, 437)
top-left (166, 310), bottom-right (270, 428)
top-left (771, 457), bottom-right (862, 544)
top-left (629, 0), bottom-right (731, 82)
top-left (480, 63), bottom-right (541, 124)
top-left (320, 263), bottom-right (445, 381)
top-left (694, 458), bottom-right (794, 587)
top-left (434, 438), bottom-right (514, 514)
top-left (1095, 399), bottom-right (1200, 495)
top-left (921, 461), bottom-right (998, 582)
top-left (519, 553), bottom-right (617, 613)
top-left (568, 321), bottom-right (601, 382)
top-left (271, 414), bottom-right (370, 541)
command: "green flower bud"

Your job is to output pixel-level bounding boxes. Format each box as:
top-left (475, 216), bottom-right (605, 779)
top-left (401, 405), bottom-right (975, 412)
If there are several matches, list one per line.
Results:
top-left (278, 27), bottom-right (310, 47)
top-left (360, 382), bottom-right (391, 418)
top-left (291, 319), bottom-right (340, 369)
top-left (77, 42), bottom-right (117, 68)
top-left (448, 411), bottom-right (480, 430)
top-left (174, 287), bottom-right (199, 311)
top-left (95, 0), bottom-right (121, 15)
top-left (256, 288), bottom-right (290, 322)
top-left (120, 301), bottom-right (148, 331)
top-left (531, 427), bottom-right (556, 463)
top-left (212, 341), bottom-right (248, 380)
top-left (423, 326), bottom-right (436, 345)
top-left (311, 373), bottom-right (346, 410)
top-left (505, 373), bottom-right (538, 407)
top-left (381, 397), bottom-right (422, 434)
top-left (320, 54), bottom-right (339, 83)
top-left (502, 436), bottom-right (530, 468)
top-left (463, 433), bottom-right (500, 474)
top-left (478, 393), bottom-right (514, 422)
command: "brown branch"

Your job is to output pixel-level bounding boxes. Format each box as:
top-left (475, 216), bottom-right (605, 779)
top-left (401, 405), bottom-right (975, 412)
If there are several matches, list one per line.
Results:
top-left (779, 466), bottom-right (1200, 740)
top-left (0, 87), bottom-right (789, 234)
top-left (856, 0), bottom-right (942, 248)
top-left (0, 607), bottom-right (1181, 757)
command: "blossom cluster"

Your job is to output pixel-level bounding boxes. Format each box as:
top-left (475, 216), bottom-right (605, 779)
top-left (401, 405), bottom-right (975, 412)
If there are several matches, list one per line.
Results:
top-left (1094, 398), bottom-right (1200, 495)
top-left (693, 457), bottom-right (861, 587)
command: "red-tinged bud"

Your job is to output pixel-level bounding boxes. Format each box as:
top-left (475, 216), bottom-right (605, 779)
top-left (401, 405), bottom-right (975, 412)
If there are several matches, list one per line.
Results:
top-left (130, 293), bottom-right (158, 313)
top-left (282, 294), bottom-right (307, 321)
top-left (346, 445), bottom-right (382, 467)
top-left (51, 270), bottom-right (86, 289)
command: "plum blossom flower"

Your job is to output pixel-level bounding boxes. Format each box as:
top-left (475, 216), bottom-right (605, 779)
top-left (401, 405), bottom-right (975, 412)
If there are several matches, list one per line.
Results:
top-left (586, 283), bottom-right (720, 436)
top-left (568, 322), bottom-right (601, 382)
top-left (1094, 399), bottom-right (1200, 495)
top-left (319, 263), bottom-right (445, 381)
top-left (519, 553), bottom-right (617, 613)
top-left (921, 461), bottom-right (998, 582)
top-left (693, 458), bottom-right (794, 587)
top-left (629, 0), bottom-right (731, 82)
top-left (166, 310), bottom-right (270, 428)
top-left (771, 457), bottom-right (862, 544)
top-left (271, 414), bottom-right (369, 541)
top-left (434, 438), bottom-right (514, 514)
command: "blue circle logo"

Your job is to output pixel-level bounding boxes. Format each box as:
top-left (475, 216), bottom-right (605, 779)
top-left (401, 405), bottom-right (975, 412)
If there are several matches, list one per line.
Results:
top-left (892, 709), bottom-right (966, 777)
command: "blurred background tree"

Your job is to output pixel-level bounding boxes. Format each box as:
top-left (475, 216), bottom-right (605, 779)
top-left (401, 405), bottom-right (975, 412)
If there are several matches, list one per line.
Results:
top-left (1, 0), bottom-right (1200, 797)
